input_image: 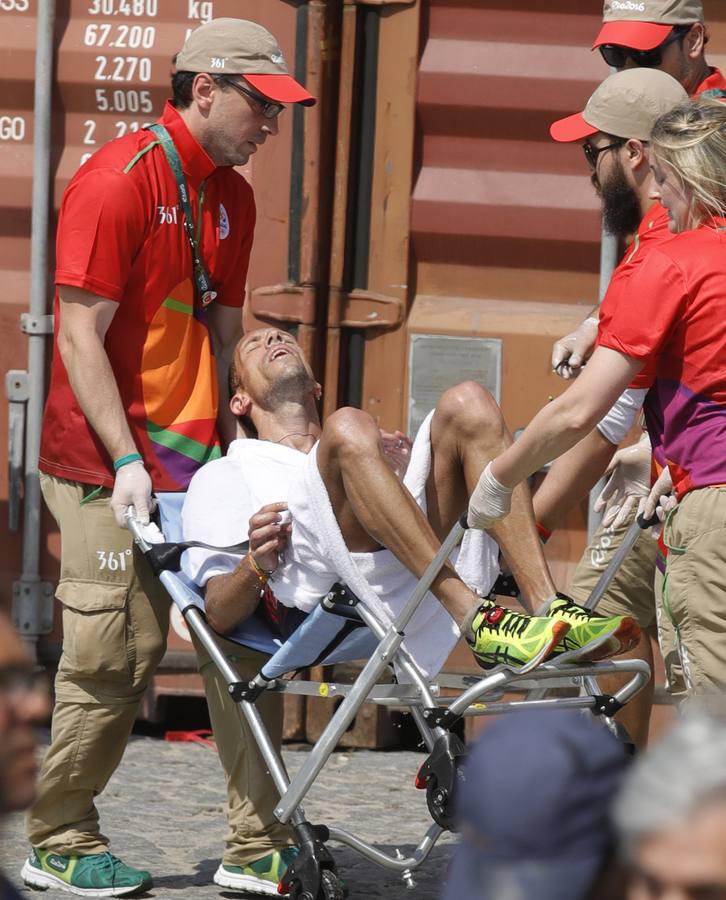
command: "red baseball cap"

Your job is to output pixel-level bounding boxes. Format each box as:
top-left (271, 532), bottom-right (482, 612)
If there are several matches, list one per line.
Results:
top-left (592, 0), bottom-right (703, 51)
top-left (550, 68), bottom-right (688, 143)
top-left (176, 18), bottom-right (316, 106)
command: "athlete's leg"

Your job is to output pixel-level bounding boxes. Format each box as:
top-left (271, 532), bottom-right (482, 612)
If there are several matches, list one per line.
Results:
top-left (316, 407), bottom-right (474, 624)
top-left (425, 381), bottom-right (555, 613)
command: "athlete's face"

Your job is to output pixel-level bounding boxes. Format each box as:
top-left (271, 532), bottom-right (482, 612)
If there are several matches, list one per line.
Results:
top-left (650, 159), bottom-right (692, 232)
top-left (205, 77), bottom-right (281, 167)
top-left (233, 328), bottom-right (317, 410)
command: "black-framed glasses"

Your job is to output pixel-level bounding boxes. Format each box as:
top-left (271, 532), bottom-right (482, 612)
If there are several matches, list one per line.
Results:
top-left (582, 139), bottom-right (625, 169)
top-left (217, 77), bottom-right (285, 119)
top-left (599, 25), bottom-right (690, 69)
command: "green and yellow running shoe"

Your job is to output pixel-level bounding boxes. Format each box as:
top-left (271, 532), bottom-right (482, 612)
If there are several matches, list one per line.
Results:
top-left (214, 846), bottom-right (299, 896)
top-left (21, 848), bottom-right (152, 897)
top-left (467, 600), bottom-right (570, 673)
top-left (547, 594), bottom-right (641, 663)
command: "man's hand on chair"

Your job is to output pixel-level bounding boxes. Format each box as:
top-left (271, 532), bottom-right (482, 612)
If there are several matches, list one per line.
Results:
top-left (248, 502), bottom-right (292, 574)
top-left (110, 460), bottom-right (154, 528)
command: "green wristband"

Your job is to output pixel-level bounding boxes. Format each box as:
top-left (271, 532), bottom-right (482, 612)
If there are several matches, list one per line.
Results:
top-left (113, 452), bottom-right (143, 472)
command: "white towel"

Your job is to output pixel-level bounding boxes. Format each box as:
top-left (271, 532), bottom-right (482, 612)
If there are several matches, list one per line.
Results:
top-left (274, 412), bottom-right (500, 677)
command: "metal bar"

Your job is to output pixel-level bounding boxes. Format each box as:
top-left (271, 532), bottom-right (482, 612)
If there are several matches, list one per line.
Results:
top-left (392, 520), bottom-right (465, 633)
top-left (327, 823), bottom-right (443, 871)
top-left (584, 516), bottom-right (645, 611)
top-left (275, 628), bottom-right (405, 822)
top-left (446, 658), bottom-right (650, 719)
top-left (15, 0), bottom-right (56, 655)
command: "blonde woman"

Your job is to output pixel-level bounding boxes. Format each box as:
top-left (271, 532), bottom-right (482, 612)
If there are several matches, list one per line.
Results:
top-left (470, 97), bottom-right (726, 697)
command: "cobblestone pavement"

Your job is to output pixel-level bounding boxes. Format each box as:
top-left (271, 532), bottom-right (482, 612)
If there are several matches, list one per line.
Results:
top-left (1, 733), bottom-right (455, 899)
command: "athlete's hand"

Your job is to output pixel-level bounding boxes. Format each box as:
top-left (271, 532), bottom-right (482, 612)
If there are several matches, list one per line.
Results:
top-left (380, 430), bottom-right (412, 481)
top-left (594, 435), bottom-right (652, 529)
top-left (111, 460), bottom-right (153, 528)
top-left (468, 461), bottom-right (514, 530)
top-left (638, 466), bottom-right (676, 535)
top-left (551, 316), bottom-right (599, 379)
top-left (248, 502), bottom-right (292, 574)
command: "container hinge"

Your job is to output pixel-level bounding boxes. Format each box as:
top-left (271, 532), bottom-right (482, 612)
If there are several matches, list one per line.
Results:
top-left (6, 370), bottom-right (29, 531)
top-left (249, 283), bottom-right (316, 325)
top-left (339, 289), bottom-right (404, 329)
top-left (12, 577), bottom-right (55, 637)
top-left (21, 313), bottom-right (54, 335)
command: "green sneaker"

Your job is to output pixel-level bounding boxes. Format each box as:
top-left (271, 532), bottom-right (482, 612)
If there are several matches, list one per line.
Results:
top-left (213, 846), bottom-right (299, 896)
top-left (547, 594), bottom-right (641, 663)
top-left (467, 600), bottom-right (570, 673)
top-left (21, 848), bottom-right (152, 897)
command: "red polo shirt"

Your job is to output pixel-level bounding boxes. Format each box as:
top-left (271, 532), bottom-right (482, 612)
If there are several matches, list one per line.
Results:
top-left (40, 102), bottom-right (255, 491)
top-left (595, 67), bottom-right (726, 391)
top-left (599, 219), bottom-right (726, 499)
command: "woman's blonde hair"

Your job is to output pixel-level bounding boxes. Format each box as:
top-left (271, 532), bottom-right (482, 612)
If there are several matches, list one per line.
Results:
top-left (650, 97), bottom-right (726, 227)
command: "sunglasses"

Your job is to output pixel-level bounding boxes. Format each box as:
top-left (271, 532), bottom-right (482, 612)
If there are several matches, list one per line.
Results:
top-left (599, 25), bottom-right (690, 69)
top-left (218, 77), bottom-right (285, 119)
top-left (582, 139), bottom-right (625, 169)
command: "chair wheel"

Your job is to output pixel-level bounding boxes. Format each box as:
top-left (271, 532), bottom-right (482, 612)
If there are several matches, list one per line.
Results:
top-left (320, 870), bottom-right (345, 900)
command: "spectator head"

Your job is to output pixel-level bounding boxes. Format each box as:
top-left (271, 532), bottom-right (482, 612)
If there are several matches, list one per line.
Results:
top-left (593, 1), bottom-right (707, 95)
top-left (649, 96), bottom-right (726, 231)
top-left (442, 710), bottom-right (630, 900)
top-left (0, 611), bottom-right (50, 813)
top-left (613, 714), bottom-right (726, 899)
top-left (550, 68), bottom-right (687, 237)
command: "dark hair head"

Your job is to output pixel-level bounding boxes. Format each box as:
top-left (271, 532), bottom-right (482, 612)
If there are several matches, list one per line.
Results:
top-left (170, 65), bottom-right (232, 109)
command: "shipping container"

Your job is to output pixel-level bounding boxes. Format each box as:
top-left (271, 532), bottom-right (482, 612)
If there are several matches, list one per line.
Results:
top-left (2, 0), bottom-right (722, 736)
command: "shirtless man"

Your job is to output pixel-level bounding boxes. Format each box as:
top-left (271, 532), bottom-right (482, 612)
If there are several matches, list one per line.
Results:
top-left (182, 327), bottom-right (637, 673)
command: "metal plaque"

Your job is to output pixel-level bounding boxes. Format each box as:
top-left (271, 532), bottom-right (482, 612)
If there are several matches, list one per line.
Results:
top-left (407, 334), bottom-right (502, 437)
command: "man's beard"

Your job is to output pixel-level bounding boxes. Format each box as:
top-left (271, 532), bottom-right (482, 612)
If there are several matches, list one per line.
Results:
top-left (266, 362), bottom-right (315, 407)
top-left (592, 160), bottom-right (643, 239)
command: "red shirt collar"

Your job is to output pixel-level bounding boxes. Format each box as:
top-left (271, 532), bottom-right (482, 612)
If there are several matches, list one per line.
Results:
top-left (159, 100), bottom-right (217, 181)
top-left (695, 67), bottom-right (726, 97)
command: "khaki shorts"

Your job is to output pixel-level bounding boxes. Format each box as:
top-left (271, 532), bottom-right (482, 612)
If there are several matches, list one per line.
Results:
top-left (659, 487), bottom-right (726, 696)
top-left (41, 473), bottom-right (170, 705)
top-left (567, 506), bottom-right (658, 630)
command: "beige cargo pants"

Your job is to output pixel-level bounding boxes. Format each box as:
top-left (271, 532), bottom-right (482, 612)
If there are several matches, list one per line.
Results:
top-left (27, 475), bottom-right (293, 865)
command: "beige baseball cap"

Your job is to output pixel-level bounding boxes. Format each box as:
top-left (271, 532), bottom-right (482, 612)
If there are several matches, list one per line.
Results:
top-left (175, 18), bottom-right (315, 105)
top-left (550, 67), bottom-right (688, 142)
top-left (594, 0), bottom-right (703, 51)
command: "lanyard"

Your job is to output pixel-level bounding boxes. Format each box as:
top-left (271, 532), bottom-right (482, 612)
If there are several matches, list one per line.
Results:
top-left (148, 124), bottom-right (217, 307)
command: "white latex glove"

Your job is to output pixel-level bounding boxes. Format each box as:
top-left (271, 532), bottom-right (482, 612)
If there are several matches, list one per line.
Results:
top-left (638, 466), bottom-right (676, 535)
top-left (593, 435), bottom-right (652, 529)
top-left (551, 316), bottom-right (599, 379)
top-left (468, 461), bottom-right (513, 530)
top-left (110, 460), bottom-right (153, 527)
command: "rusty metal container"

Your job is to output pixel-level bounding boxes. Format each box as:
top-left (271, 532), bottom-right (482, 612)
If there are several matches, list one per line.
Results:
top-left (3, 0), bottom-right (724, 741)
top-left (0, 0), bottom-right (334, 728)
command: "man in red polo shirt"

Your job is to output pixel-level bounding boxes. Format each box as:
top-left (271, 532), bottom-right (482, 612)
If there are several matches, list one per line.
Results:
top-left (23, 18), bottom-right (315, 898)
top-left (552, 0), bottom-right (725, 375)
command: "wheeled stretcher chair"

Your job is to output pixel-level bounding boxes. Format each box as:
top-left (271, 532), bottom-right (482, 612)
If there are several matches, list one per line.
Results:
top-left (128, 494), bottom-right (651, 900)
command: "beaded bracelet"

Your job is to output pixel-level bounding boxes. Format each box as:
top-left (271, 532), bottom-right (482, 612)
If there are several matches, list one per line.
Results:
top-left (113, 452), bottom-right (143, 471)
top-left (247, 551), bottom-right (272, 584)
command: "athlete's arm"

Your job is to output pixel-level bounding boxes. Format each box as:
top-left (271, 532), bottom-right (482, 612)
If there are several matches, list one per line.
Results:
top-left (208, 302), bottom-right (243, 449)
top-left (204, 501), bottom-right (290, 634)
